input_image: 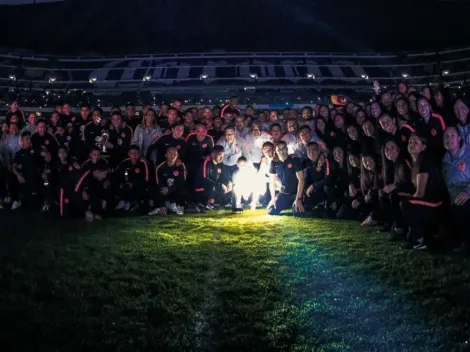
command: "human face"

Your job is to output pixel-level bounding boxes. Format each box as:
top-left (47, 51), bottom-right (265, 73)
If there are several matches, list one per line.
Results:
top-left (10, 115), bottom-right (18, 124)
top-left (443, 127), bottom-right (460, 152)
top-left (224, 128), bottom-right (236, 143)
top-left (348, 154), bottom-right (359, 168)
top-left (160, 104), bottom-right (169, 114)
top-left (262, 144), bottom-right (275, 159)
top-left (126, 105), bottom-right (136, 118)
top-left (371, 102), bottom-right (381, 118)
top-left (37, 122), bottom-right (47, 135)
top-left (454, 100), bottom-right (468, 124)
top-left (145, 110), bottom-right (155, 125)
top-left (287, 120), bottom-right (298, 134)
top-left (195, 125), bottom-right (207, 141)
top-left (129, 149), bottom-right (140, 162)
top-left (275, 143), bottom-right (288, 160)
top-left (356, 111), bottom-right (366, 125)
top-left (381, 92), bottom-right (392, 108)
top-left (9, 101), bottom-right (18, 112)
top-left (398, 83), bottom-right (407, 95)
top-left (167, 109), bottom-right (178, 124)
top-left (246, 106), bottom-right (255, 116)
top-left (230, 97), bottom-right (238, 106)
top-left (172, 100), bottom-right (182, 111)
top-left (307, 144), bottom-right (320, 162)
top-left (80, 106), bottom-right (90, 119)
top-left (347, 126), bottom-right (358, 141)
top-left (434, 91), bottom-right (444, 106)
top-left (1, 123), bottom-right (8, 134)
top-left (235, 117), bottom-right (245, 130)
top-left (396, 99), bottom-right (408, 117)
top-left (58, 148), bottom-right (68, 161)
top-left (213, 118), bottom-right (223, 129)
top-left (51, 113), bottom-right (59, 125)
top-left (251, 124), bottom-right (261, 137)
top-left (361, 156), bottom-right (375, 171)
top-left (408, 95), bottom-right (417, 112)
top-left (203, 108), bottom-right (213, 119)
top-left (379, 114), bottom-right (395, 134)
top-left (299, 128), bottom-right (311, 143)
top-left (111, 115), bottom-right (122, 128)
top-left (90, 150), bottom-right (100, 162)
top-left (269, 111), bottom-right (278, 122)
top-left (258, 112), bottom-right (268, 123)
top-left (302, 108), bottom-right (312, 120)
top-left (417, 98), bottom-right (431, 119)
top-left (316, 119), bottom-right (325, 133)
top-left (384, 141), bottom-right (399, 162)
top-left (422, 87), bottom-right (431, 101)
top-left (28, 113), bottom-right (37, 125)
top-left (172, 125), bottom-right (184, 139)
top-left (270, 126), bottom-right (282, 141)
top-left (408, 135), bottom-right (426, 156)
top-left (319, 106), bottom-right (329, 119)
top-left (184, 112), bottom-right (193, 125)
top-left (334, 115), bottom-right (345, 129)
top-left (333, 147), bottom-right (344, 163)
top-left (92, 110), bottom-right (102, 124)
top-left (8, 124), bottom-right (18, 135)
top-left (362, 121), bottom-right (375, 137)
top-left (21, 135), bottom-right (32, 149)
top-left (213, 151), bottom-right (224, 164)
top-left (62, 104), bottom-right (71, 116)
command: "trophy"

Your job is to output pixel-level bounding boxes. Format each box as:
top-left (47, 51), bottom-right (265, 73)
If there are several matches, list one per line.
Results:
top-left (101, 131), bottom-right (109, 153)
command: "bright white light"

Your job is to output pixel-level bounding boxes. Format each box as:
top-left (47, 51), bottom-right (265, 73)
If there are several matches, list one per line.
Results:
top-left (361, 74), bottom-right (367, 79)
top-left (89, 77), bottom-right (97, 83)
top-left (402, 73), bottom-right (409, 78)
top-left (45, 90), bottom-right (50, 95)
top-left (442, 70), bottom-right (450, 76)
top-left (143, 75), bottom-right (151, 81)
top-left (48, 77), bottom-right (56, 83)
top-left (9, 74), bottom-right (16, 81)
top-left (200, 74), bottom-right (208, 80)
top-left (249, 73), bottom-right (258, 79)
top-left (307, 73), bottom-right (315, 79)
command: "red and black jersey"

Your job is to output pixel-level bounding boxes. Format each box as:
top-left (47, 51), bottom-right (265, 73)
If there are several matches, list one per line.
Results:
top-left (195, 158), bottom-right (229, 193)
top-left (81, 158), bottom-right (108, 173)
top-left (114, 158), bottom-right (150, 185)
top-left (184, 133), bottom-right (214, 166)
top-left (83, 122), bottom-right (105, 151)
top-left (415, 113), bottom-right (446, 157)
top-left (31, 132), bottom-right (59, 155)
top-left (303, 156), bottom-right (332, 190)
top-left (155, 161), bottom-right (187, 193)
top-left (108, 125), bottom-right (133, 155)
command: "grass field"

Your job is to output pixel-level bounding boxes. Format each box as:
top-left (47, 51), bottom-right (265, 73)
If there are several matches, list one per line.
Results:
top-left (1, 210), bottom-right (470, 351)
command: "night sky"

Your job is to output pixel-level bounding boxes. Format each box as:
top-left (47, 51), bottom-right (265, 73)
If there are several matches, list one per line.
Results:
top-left (1, 0), bottom-right (469, 55)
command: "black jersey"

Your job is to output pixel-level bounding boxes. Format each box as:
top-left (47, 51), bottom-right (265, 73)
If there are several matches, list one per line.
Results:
top-left (303, 156), bottom-right (332, 190)
top-left (184, 133), bottom-right (214, 165)
top-left (269, 156), bottom-right (304, 194)
top-left (146, 134), bottom-right (186, 165)
top-left (155, 161), bottom-right (187, 192)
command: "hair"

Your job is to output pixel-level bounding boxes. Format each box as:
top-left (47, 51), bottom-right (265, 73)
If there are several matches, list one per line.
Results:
top-left (408, 133), bottom-right (429, 186)
top-left (299, 125), bottom-right (312, 132)
top-left (126, 103), bottom-right (135, 108)
top-left (237, 156), bottom-right (247, 163)
top-left (307, 141), bottom-right (319, 149)
top-left (270, 123), bottom-right (282, 131)
top-left (111, 111), bottom-right (122, 118)
top-left (360, 153), bottom-right (380, 194)
top-left (93, 107), bottom-right (103, 116)
top-left (91, 146), bottom-right (101, 153)
top-left (129, 145), bottom-right (141, 152)
top-left (276, 140), bottom-right (287, 148)
top-left (262, 141), bottom-right (274, 149)
top-left (213, 145), bottom-right (225, 153)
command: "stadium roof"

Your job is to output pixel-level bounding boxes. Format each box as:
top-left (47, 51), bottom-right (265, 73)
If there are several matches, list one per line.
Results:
top-left (0, 0), bottom-right (470, 55)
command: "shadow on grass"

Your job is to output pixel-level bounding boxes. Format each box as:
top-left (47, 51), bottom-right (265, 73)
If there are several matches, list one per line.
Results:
top-left (0, 211), bottom-right (304, 351)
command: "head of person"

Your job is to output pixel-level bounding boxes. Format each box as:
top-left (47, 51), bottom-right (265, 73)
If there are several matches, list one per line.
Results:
top-left (370, 102), bottom-right (382, 119)
top-left (417, 96), bottom-right (432, 120)
top-left (126, 103), bottom-right (136, 118)
top-left (172, 99), bottom-right (183, 111)
top-left (361, 153), bottom-right (376, 172)
top-left (167, 107), bottom-right (178, 124)
top-left (407, 133), bottom-right (428, 160)
top-left (362, 119), bottom-right (376, 137)
top-left (355, 109), bottom-right (366, 126)
top-left (258, 112), bottom-right (268, 123)
top-left (90, 147), bottom-right (101, 162)
top-left (144, 109), bottom-right (156, 126)
top-left (319, 105), bottom-right (329, 119)
top-left (92, 108), bottom-right (103, 124)
top-left (299, 125), bottom-right (312, 144)
top-left (383, 139), bottom-right (400, 162)
top-left (8, 123), bottom-right (18, 136)
top-left (237, 156), bottom-right (248, 168)
top-left (250, 122), bottom-right (262, 138)
top-left (275, 141), bottom-right (289, 160)
top-left (92, 161), bottom-right (109, 181)
top-left (184, 110), bottom-right (194, 125)
top-left (302, 106), bottom-right (313, 120)
top-left (346, 125), bottom-right (359, 141)
top-left (229, 96), bottom-right (238, 107)
top-left (224, 126), bottom-right (236, 143)
top-left (395, 97), bottom-right (409, 117)
top-left (286, 118), bottom-right (299, 134)
top-left (56, 124), bottom-right (65, 136)
top-left (20, 132), bottom-right (32, 149)
top-left (422, 86), bottom-right (432, 101)
top-left (213, 116), bottom-right (223, 129)
top-left (348, 152), bottom-right (360, 168)
top-left (443, 126), bottom-right (462, 154)
top-left (171, 123), bottom-right (185, 139)
top-left (28, 113), bottom-right (37, 126)
top-left (334, 113), bottom-right (345, 130)
top-left (307, 142), bottom-right (321, 162)
top-left (111, 112), bottom-right (123, 128)
top-left (398, 82), bottom-right (408, 95)
top-left (128, 145), bottom-right (141, 162)
top-left (262, 141), bottom-right (275, 160)
top-left (378, 113), bottom-right (396, 134)
top-left (333, 146), bottom-right (345, 163)
top-left (245, 105), bottom-right (255, 116)
top-left (270, 123), bottom-right (283, 141)
top-left (380, 92), bottom-right (393, 108)
top-left (160, 103), bottom-right (169, 114)
top-left (62, 103), bottom-right (72, 116)
top-left (269, 110), bottom-right (278, 122)
top-left (235, 116), bottom-right (245, 130)
top-left (9, 114), bottom-right (19, 125)
top-left (1, 122), bottom-right (8, 134)
top-left (195, 124), bottom-right (207, 141)
top-left (212, 145), bottom-right (225, 164)
top-left (37, 119), bottom-right (47, 136)
top-left (203, 106), bottom-right (213, 120)
top-left (316, 118), bottom-right (326, 134)
top-left (58, 146), bottom-right (68, 162)
top-left (408, 92), bottom-right (418, 112)
top-left (80, 104), bottom-right (90, 119)
top-left (454, 98), bottom-right (469, 125)
top-left (50, 111), bottom-right (60, 125)
top-left (9, 100), bottom-right (19, 112)
top-left (212, 106), bottom-right (221, 116)
top-left (434, 90), bottom-right (445, 107)
top-left (55, 103), bottom-right (63, 114)
top-left (142, 105), bottom-right (151, 116)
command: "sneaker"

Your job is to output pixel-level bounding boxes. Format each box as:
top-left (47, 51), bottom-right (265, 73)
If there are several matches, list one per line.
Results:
top-left (361, 215), bottom-right (378, 227)
top-left (176, 206), bottom-right (184, 216)
top-left (168, 203), bottom-right (178, 213)
top-left (11, 200), bottom-right (21, 210)
top-left (148, 207), bottom-right (161, 216)
top-left (195, 203), bottom-right (206, 213)
top-left (413, 242), bottom-right (427, 250)
top-left (232, 207), bottom-right (244, 214)
top-left (115, 200), bottom-right (126, 210)
top-left (205, 203), bottom-right (215, 211)
top-left (124, 202), bottom-right (131, 212)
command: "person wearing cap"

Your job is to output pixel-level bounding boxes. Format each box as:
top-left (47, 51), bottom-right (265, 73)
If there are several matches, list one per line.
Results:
top-left (113, 145), bottom-right (150, 213)
top-left (267, 140), bottom-right (305, 216)
top-left (193, 144), bottom-right (231, 212)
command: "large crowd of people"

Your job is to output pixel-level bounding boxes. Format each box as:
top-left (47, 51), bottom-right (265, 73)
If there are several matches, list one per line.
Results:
top-left (1, 81), bottom-right (469, 253)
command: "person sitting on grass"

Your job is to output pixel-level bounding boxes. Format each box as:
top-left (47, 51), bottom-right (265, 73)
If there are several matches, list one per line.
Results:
top-left (267, 141), bottom-right (305, 216)
top-left (442, 126), bottom-right (470, 254)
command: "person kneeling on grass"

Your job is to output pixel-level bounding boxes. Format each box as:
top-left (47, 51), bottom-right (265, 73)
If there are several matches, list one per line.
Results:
top-left (60, 160), bottom-right (110, 222)
top-left (148, 146), bottom-right (187, 216)
top-left (232, 156), bottom-right (258, 213)
top-left (267, 141), bottom-right (305, 216)
top-left (193, 145), bottom-right (232, 213)
top-left (442, 126), bottom-right (470, 254)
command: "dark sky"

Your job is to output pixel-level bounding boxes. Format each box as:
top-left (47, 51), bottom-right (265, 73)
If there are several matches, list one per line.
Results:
top-left (1, 0), bottom-right (469, 55)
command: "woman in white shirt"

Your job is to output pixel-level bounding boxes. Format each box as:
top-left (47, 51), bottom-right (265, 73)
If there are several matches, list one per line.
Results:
top-left (133, 109), bottom-right (162, 156)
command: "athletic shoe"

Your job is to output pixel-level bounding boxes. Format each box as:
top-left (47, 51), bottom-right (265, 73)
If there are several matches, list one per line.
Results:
top-left (205, 203), bottom-right (215, 211)
top-left (148, 207), bottom-right (161, 216)
top-left (361, 215), bottom-right (378, 227)
top-left (176, 206), bottom-right (184, 216)
top-left (115, 200), bottom-right (126, 210)
top-left (413, 243), bottom-right (427, 250)
top-left (168, 203), bottom-right (178, 213)
top-left (11, 200), bottom-right (21, 210)
top-left (232, 207), bottom-right (244, 214)
top-left (124, 202), bottom-right (131, 212)
top-left (195, 203), bottom-right (206, 213)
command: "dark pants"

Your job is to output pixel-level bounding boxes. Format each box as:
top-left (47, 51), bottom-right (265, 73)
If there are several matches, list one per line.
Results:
top-left (400, 197), bottom-right (444, 244)
top-left (267, 192), bottom-right (296, 215)
top-left (448, 202), bottom-right (470, 248)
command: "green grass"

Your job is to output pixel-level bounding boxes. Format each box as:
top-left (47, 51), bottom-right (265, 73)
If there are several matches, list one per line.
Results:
top-left (1, 210), bottom-right (470, 351)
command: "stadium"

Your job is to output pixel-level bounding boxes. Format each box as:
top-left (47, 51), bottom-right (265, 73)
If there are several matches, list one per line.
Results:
top-left (2, 1), bottom-right (470, 351)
